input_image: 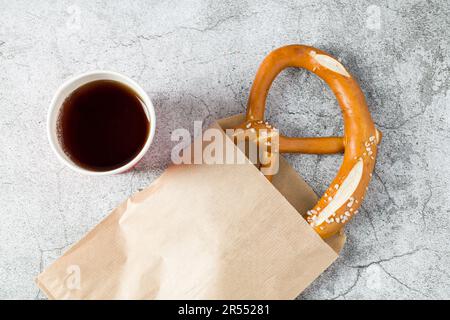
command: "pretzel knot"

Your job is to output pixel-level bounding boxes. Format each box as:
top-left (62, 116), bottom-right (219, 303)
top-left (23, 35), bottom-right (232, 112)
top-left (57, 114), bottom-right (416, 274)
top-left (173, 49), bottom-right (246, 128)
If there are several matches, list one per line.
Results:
top-left (235, 45), bottom-right (382, 239)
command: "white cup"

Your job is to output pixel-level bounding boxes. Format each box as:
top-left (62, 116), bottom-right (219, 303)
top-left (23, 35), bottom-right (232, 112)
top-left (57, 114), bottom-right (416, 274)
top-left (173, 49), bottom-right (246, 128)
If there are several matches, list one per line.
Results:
top-left (47, 71), bottom-right (156, 175)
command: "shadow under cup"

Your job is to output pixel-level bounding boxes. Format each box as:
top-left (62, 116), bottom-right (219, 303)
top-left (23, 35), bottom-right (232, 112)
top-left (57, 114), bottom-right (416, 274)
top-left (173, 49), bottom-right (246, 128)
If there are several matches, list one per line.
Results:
top-left (47, 71), bottom-right (156, 175)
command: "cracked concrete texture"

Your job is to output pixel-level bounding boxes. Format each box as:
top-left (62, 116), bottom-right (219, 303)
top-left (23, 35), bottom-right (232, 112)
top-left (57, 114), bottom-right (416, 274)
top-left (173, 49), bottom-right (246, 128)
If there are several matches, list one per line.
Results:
top-left (0, 0), bottom-right (449, 300)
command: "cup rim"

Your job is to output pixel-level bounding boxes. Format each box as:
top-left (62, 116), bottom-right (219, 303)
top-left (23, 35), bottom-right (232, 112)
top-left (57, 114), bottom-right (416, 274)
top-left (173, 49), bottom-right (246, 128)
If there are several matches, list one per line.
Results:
top-left (47, 70), bottom-right (156, 176)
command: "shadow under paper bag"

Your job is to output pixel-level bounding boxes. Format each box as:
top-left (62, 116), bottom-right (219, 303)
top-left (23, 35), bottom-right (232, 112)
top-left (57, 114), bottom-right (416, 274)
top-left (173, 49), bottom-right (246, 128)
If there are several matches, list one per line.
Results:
top-left (36, 114), bottom-right (345, 300)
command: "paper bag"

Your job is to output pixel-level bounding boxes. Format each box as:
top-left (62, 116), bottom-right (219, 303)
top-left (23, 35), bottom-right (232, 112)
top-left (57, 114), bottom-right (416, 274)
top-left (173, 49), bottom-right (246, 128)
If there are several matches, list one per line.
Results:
top-left (36, 114), bottom-right (345, 300)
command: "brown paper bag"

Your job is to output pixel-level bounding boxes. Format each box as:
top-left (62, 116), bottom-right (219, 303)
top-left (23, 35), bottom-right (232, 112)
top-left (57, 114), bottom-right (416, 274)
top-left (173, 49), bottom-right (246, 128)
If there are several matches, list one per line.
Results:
top-left (36, 114), bottom-right (345, 300)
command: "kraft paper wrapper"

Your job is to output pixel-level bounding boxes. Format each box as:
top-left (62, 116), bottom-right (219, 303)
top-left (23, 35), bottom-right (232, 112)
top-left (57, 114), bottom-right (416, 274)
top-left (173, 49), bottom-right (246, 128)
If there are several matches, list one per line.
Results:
top-left (37, 114), bottom-right (345, 300)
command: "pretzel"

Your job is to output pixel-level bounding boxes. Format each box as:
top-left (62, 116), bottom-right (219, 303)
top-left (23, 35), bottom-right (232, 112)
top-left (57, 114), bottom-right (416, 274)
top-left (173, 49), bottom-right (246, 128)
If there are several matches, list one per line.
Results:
top-left (235, 45), bottom-right (381, 239)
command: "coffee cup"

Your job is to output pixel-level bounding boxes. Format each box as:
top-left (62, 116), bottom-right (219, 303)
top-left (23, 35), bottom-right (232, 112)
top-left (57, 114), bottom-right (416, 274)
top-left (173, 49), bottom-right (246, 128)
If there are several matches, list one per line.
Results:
top-left (47, 71), bottom-right (156, 175)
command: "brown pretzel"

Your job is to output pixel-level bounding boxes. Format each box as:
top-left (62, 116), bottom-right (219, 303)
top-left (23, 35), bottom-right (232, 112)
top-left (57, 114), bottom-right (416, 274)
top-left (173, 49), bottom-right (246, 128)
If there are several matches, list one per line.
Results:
top-left (235, 45), bottom-right (381, 239)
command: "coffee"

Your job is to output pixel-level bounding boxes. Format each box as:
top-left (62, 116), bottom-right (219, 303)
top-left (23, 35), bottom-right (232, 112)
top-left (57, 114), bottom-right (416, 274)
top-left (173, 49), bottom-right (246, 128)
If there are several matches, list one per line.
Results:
top-left (57, 80), bottom-right (150, 172)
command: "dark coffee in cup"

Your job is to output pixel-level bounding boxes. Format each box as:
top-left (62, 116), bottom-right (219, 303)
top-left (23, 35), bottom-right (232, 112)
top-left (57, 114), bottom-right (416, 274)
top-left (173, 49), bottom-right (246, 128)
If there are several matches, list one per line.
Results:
top-left (57, 80), bottom-right (150, 172)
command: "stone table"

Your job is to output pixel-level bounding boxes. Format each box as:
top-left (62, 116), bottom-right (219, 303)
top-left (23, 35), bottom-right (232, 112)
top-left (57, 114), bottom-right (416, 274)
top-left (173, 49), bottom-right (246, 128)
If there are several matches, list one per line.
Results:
top-left (0, 0), bottom-right (449, 299)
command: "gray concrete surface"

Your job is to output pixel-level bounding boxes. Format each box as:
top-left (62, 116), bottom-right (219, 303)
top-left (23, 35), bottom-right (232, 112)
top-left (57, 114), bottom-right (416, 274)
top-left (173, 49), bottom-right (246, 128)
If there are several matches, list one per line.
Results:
top-left (0, 0), bottom-right (449, 299)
